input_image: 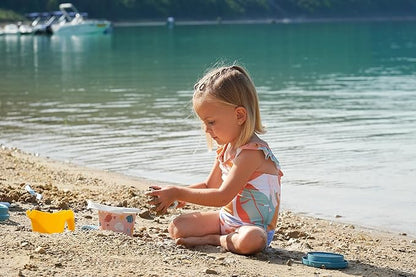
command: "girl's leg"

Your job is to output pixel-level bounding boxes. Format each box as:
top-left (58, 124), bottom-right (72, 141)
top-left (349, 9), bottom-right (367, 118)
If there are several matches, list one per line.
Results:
top-left (168, 211), bottom-right (220, 239)
top-left (219, 225), bottom-right (267, 255)
top-left (169, 212), bottom-right (267, 255)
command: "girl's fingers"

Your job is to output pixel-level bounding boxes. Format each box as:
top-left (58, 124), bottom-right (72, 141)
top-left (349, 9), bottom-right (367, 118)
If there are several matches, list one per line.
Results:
top-left (155, 204), bottom-right (167, 215)
top-left (177, 201), bottom-right (186, 208)
top-left (145, 191), bottom-right (155, 197)
top-left (147, 198), bottom-right (159, 205)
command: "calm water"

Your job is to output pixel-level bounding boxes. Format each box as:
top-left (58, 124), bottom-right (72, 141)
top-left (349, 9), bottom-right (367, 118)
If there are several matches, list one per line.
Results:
top-left (1, 21), bottom-right (415, 235)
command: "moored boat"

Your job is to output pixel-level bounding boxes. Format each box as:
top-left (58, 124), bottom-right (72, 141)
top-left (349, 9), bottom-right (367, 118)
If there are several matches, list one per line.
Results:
top-left (3, 22), bottom-right (33, 35)
top-left (50, 3), bottom-right (111, 35)
top-left (27, 12), bottom-right (60, 35)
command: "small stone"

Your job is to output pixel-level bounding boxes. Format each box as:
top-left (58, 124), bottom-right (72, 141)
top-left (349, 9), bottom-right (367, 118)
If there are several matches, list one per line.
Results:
top-left (335, 215), bottom-right (342, 218)
top-left (399, 233), bottom-right (407, 236)
top-left (287, 238), bottom-right (300, 245)
top-left (34, 246), bottom-right (45, 254)
top-left (302, 242), bottom-right (313, 249)
top-left (286, 259), bottom-right (293, 266)
top-left (205, 268), bottom-right (218, 274)
top-left (411, 240), bottom-right (416, 243)
top-left (58, 201), bottom-right (69, 210)
top-left (286, 230), bottom-right (302, 239)
top-left (118, 200), bottom-right (128, 207)
top-left (139, 210), bottom-right (153, 220)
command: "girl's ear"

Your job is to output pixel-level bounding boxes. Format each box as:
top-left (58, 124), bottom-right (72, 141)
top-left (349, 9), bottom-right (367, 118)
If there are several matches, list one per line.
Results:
top-left (235, 107), bottom-right (247, 125)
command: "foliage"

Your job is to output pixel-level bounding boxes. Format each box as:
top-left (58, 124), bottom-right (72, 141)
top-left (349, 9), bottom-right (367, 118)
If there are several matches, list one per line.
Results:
top-left (0, 0), bottom-right (415, 21)
top-left (0, 8), bottom-right (25, 22)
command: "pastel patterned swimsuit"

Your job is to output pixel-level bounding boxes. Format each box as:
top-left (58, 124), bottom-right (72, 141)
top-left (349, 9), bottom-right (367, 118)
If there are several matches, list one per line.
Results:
top-left (218, 141), bottom-right (283, 246)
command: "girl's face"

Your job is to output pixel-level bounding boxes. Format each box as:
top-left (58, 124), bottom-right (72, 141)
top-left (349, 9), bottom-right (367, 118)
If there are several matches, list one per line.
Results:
top-left (193, 98), bottom-right (246, 147)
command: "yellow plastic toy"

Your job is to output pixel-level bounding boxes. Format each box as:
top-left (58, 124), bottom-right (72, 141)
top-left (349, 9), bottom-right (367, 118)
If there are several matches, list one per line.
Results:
top-left (26, 210), bottom-right (75, 234)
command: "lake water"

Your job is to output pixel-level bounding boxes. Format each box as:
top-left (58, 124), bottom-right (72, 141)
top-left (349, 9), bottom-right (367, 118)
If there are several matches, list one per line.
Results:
top-left (1, 21), bottom-right (415, 236)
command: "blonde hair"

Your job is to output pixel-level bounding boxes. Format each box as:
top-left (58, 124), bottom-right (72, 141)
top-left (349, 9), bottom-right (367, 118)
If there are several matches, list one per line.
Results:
top-left (193, 65), bottom-right (265, 149)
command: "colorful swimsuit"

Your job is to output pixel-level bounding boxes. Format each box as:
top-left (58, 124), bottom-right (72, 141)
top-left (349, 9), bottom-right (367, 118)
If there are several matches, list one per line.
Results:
top-left (217, 141), bottom-right (283, 246)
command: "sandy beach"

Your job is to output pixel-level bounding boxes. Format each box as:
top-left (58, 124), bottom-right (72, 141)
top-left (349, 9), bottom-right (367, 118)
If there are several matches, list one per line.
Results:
top-left (0, 145), bottom-right (415, 277)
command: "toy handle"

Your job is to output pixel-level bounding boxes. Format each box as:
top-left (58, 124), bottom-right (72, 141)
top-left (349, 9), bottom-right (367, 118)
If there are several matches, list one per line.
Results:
top-left (66, 210), bottom-right (75, 231)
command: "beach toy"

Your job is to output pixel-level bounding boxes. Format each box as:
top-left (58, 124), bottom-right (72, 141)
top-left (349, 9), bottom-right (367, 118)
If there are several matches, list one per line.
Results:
top-left (25, 184), bottom-right (42, 200)
top-left (302, 252), bottom-right (348, 269)
top-left (0, 204), bottom-right (10, 221)
top-left (26, 210), bottom-right (75, 234)
top-left (87, 200), bottom-right (141, 236)
top-left (81, 224), bottom-right (99, 231)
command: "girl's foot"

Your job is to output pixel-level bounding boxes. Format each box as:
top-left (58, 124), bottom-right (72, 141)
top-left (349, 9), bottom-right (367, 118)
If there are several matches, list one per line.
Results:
top-left (175, 234), bottom-right (220, 248)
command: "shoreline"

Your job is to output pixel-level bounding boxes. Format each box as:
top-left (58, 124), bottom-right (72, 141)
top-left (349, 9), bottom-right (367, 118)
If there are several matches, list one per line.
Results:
top-left (2, 15), bottom-right (416, 29)
top-left (112, 15), bottom-right (416, 27)
top-left (1, 144), bottom-right (415, 276)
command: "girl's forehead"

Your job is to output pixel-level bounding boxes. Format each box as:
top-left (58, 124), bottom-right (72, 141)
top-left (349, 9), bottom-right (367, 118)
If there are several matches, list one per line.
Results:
top-left (193, 98), bottom-right (233, 117)
top-left (193, 98), bottom-right (217, 111)
top-left (193, 97), bottom-right (229, 110)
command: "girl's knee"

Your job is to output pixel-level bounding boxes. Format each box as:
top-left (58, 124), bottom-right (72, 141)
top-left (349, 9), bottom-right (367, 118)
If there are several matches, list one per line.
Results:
top-left (168, 217), bottom-right (182, 238)
top-left (234, 227), bottom-right (267, 255)
top-left (168, 214), bottom-right (192, 238)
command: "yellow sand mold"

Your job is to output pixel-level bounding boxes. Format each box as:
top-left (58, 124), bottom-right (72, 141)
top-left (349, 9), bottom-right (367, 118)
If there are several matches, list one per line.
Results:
top-left (26, 210), bottom-right (75, 234)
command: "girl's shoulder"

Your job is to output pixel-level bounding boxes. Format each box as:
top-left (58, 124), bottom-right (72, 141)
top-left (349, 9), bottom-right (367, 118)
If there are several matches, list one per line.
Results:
top-left (215, 137), bottom-right (268, 160)
top-left (237, 135), bottom-right (269, 152)
top-left (237, 136), bottom-right (282, 171)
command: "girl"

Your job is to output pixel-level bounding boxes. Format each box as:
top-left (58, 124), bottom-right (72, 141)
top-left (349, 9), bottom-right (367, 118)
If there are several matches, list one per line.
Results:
top-left (147, 65), bottom-right (283, 255)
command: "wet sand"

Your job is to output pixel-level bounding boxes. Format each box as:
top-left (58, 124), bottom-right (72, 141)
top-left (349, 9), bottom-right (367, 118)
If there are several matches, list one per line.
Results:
top-left (0, 145), bottom-right (415, 276)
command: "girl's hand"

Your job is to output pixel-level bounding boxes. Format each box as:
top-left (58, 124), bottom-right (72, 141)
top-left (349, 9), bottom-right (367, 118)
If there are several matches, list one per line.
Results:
top-left (146, 186), bottom-right (178, 215)
top-left (176, 200), bottom-right (187, 208)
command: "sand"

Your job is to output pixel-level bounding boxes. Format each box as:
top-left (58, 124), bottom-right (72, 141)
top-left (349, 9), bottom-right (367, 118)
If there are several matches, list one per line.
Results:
top-left (0, 145), bottom-right (415, 277)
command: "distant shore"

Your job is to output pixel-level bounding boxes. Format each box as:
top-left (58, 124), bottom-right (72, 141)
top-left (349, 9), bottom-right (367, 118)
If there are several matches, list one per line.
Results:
top-left (112, 15), bottom-right (416, 27)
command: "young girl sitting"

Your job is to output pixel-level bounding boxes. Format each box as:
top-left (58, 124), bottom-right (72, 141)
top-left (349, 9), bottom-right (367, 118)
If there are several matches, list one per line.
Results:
top-left (147, 65), bottom-right (283, 255)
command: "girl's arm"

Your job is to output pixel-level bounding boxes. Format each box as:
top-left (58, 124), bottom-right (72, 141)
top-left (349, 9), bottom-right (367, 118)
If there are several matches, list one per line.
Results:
top-left (149, 149), bottom-right (264, 213)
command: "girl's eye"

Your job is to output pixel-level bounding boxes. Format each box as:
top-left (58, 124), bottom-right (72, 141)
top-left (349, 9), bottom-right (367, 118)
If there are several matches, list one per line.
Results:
top-left (207, 121), bottom-right (215, 126)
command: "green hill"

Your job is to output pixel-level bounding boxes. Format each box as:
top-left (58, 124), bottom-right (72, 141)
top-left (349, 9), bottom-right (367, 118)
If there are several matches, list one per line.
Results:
top-left (1, 0), bottom-right (416, 22)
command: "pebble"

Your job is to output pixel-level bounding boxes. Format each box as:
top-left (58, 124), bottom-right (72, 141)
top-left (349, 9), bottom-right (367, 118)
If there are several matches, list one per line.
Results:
top-left (205, 268), bottom-right (218, 274)
top-left (34, 246), bottom-right (46, 254)
top-left (139, 210), bottom-right (153, 220)
top-left (302, 242), bottom-right (313, 249)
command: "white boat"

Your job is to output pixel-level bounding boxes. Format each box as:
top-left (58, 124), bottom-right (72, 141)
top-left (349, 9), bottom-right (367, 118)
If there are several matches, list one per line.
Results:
top-left (3, 22), bottom-right (33, 35)
top-left (4, 24), bottom-right (19, 35)
top-left (50, 3), bottom-right (111, 35)
top-left (18, 24), bottom-right (33, 35)
top-left (27, 12), bottom-right (60, 35)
